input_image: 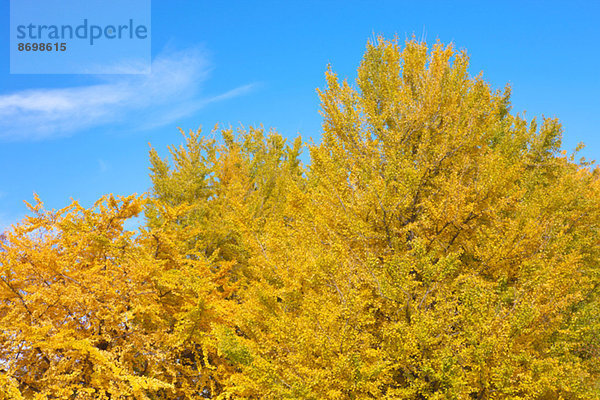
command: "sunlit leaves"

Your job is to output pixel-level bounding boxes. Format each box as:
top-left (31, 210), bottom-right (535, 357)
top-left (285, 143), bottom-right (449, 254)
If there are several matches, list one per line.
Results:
top-left (1, 37), bottom-right (599, 399)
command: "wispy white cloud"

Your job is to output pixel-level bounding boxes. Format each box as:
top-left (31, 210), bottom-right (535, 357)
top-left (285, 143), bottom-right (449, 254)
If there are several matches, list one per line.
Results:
top-left (0, 48), bottom-right (256, 141)
top-left (136, 83), bottom-right (256, 131)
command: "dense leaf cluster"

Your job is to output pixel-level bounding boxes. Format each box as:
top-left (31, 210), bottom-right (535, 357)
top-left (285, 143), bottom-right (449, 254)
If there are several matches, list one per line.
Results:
top-left (1, 38), bottom-right (599, 399)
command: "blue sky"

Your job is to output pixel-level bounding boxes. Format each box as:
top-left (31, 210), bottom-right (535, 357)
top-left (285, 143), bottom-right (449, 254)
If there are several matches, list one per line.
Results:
top-left (1, 0), bottom-right (599, 231)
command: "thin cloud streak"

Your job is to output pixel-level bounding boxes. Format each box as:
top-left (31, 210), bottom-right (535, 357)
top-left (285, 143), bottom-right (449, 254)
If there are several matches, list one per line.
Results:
top-left (0, 48), bottom-right (256, 141)
top-left (137, 83), bottom-right (258, 131)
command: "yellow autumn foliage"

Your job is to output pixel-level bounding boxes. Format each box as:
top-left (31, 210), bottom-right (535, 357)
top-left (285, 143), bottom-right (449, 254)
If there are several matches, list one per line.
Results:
top-left (1, 37), bottom-right (599, 399)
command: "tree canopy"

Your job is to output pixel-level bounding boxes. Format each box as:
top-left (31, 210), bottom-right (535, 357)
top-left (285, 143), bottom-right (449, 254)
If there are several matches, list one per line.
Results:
top-left (1, 37), bottom-right (599, 399)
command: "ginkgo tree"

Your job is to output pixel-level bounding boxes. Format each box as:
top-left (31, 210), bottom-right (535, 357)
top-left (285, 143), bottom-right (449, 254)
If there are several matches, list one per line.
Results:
top-left (0, 194), bottom-right (238, 399)
top-left (222, 38), bottom-right (600, 399)
top-left (0, 37), bottom-right (598, 399)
